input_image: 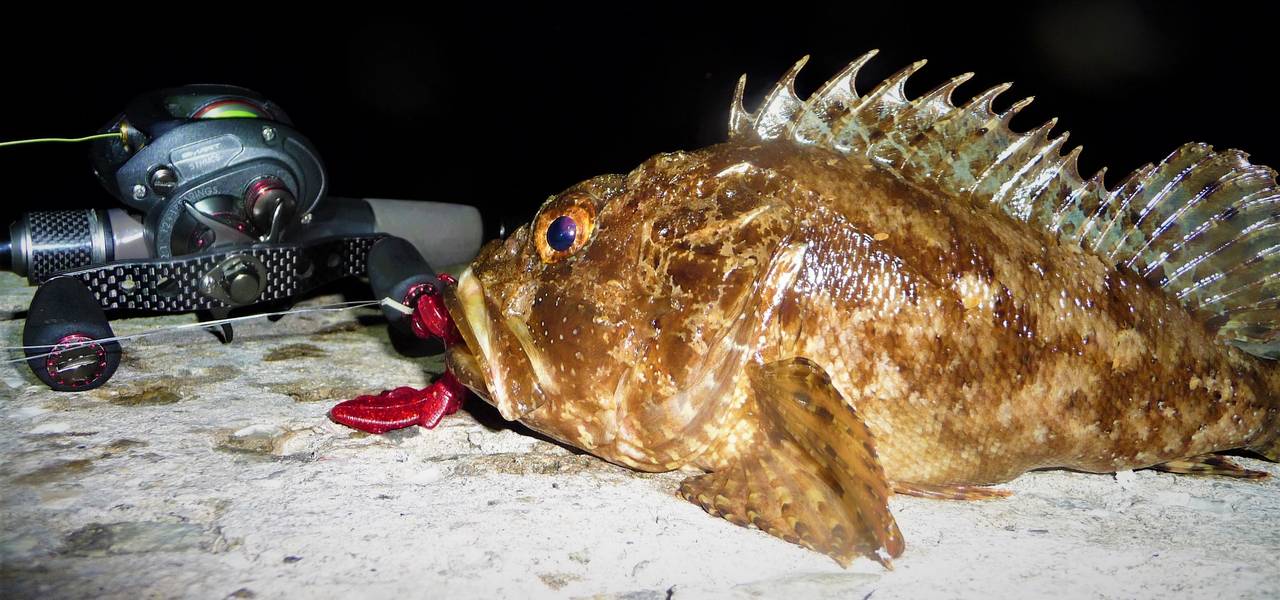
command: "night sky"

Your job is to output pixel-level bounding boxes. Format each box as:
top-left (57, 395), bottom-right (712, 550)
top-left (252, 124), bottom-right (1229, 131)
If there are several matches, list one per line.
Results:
top-left (2, 3), bottom-right (1276, 241)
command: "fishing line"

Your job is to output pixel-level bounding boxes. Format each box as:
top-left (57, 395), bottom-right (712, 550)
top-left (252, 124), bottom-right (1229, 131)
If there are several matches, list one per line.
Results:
top-left (3, 299), bottom-right (384, 351)
top-left (2, 299), bottom-right (389, 364)
top-left (0, 131), bottom-right (125, 149)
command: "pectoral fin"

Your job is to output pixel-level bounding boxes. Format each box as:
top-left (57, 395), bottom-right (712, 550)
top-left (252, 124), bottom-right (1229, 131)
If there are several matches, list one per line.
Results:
top-left (679, 357), bottom-right (903, 567)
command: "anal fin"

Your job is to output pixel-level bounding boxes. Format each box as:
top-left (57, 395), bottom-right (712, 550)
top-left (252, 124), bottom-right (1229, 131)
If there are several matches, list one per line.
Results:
top-left (1148, 454), bottom-right (1269, 480)
top-left (893, 482), bottom-right (1012, 500)
top-left (680, 357), bottom-right (903, 567)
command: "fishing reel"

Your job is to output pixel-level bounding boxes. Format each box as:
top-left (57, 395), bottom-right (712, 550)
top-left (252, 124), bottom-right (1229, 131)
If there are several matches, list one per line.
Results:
top-left (2, 85), bottom-right (483, 391)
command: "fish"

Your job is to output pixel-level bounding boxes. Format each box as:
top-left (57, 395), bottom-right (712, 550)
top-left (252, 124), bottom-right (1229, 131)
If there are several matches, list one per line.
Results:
top-left (440, 51), bottom-right (1280, 567)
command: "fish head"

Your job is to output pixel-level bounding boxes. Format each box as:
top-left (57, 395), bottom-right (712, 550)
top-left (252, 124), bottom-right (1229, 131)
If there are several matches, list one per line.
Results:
top-left (445, 146), bottom-right (794, 425)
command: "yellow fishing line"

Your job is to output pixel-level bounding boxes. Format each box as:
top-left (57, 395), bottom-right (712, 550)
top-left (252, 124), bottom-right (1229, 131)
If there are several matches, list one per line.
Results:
top-left (0, 131), bottom-right (124, 148)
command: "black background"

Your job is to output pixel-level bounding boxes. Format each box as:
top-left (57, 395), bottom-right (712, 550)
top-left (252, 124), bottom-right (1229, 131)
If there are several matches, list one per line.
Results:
top-left (1, 3), bottom-right (1277, 240)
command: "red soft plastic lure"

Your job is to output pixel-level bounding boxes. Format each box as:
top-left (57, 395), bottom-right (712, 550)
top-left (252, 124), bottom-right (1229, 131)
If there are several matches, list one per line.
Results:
top-left (329, 275), bottom-right (466, 433)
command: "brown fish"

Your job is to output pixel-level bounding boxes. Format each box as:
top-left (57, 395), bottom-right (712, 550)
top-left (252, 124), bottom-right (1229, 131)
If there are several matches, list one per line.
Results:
top-left (442, 51), bottom-right (1280, 566)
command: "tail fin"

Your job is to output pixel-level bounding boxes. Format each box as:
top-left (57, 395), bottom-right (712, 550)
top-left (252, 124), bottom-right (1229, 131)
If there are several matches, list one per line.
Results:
top-left (730, 56), bottom-right (1280, 358)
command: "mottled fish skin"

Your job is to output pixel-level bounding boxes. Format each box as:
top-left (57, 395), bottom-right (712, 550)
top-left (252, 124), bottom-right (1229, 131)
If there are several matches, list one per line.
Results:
top-left (442, 57), bottom-right (1280, 565)
top-left (449, 140), bottom-right (1280, 482)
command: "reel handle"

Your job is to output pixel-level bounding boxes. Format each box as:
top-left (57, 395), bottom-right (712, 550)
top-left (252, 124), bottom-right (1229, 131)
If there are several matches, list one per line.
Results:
top-left (23, 276), bottom-right (122, 391)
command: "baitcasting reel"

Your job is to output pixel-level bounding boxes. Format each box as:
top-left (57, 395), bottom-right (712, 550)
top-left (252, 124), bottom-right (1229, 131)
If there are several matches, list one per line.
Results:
top-left (2, 85), bottom-right (483, 391)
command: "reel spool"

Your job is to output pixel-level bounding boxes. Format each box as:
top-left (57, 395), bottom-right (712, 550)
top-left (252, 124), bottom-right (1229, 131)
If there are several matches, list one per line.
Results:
top-left (92, 84), bottom-right (326, 259)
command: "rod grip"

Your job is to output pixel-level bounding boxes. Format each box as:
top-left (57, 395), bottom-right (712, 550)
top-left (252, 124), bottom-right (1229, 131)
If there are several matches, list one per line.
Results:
top-left (364, 199), bottom-right (482, 269)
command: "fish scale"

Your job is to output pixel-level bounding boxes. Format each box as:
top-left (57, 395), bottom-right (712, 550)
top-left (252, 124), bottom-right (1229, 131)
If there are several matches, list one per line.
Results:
top-left (437, 53), bottom-right (1280, 567)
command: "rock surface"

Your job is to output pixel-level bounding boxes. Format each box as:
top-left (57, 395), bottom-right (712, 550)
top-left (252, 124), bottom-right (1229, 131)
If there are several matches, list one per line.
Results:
top-left (0, 271), bottom-right (1277, 599)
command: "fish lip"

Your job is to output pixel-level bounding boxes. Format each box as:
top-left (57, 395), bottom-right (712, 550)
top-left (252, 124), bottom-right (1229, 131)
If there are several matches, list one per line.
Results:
top-left (443, 269), bottom-right (495, 403)
top-left (444, 347), bottom-right (489, 402)
top-left (444, 268), bottom-right (541, 422)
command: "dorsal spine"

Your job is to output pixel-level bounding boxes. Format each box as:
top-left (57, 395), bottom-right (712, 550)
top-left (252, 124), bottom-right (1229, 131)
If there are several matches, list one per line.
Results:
top-left (729, 54), bottom-right (1280, 357)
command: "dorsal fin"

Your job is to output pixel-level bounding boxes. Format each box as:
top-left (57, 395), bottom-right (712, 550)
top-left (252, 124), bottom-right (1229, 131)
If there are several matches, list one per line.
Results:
top-left (729, 54), bottom-right (1280, 358)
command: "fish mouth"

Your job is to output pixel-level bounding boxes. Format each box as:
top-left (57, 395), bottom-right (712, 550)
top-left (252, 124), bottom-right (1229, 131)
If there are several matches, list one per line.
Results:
top-left (443, 268), bottom-right (548, 421)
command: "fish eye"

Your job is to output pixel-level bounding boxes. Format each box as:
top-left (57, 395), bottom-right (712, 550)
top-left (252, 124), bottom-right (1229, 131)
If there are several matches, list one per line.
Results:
top-left (546, 216), bottom-right (577, 251)
top-left (534, 201), bottom-right (595, 263)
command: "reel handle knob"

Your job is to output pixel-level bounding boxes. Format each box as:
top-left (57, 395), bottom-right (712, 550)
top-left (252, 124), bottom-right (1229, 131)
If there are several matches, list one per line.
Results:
top-left (23, 277), bottom-right (122, 391)
top-left (368, 236), bottom-right (441, 336)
